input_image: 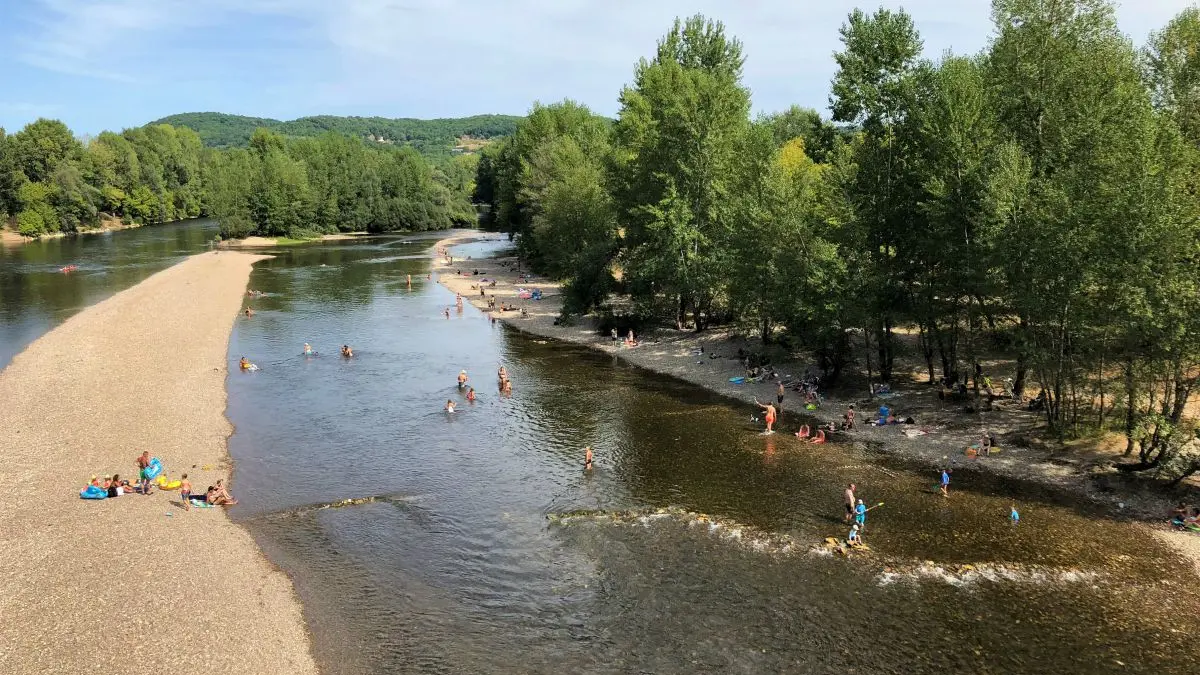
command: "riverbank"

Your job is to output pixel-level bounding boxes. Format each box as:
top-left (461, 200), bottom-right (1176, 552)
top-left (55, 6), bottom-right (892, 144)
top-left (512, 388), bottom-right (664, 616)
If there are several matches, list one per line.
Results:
top-left (219, 232), bottom-right (371, 248)
top-left (1, 217), bottom-right (146, 245)
top-left (0, 252), bottom-right (317, 672)
top-left (432, 232), bottom-right (1200, 572)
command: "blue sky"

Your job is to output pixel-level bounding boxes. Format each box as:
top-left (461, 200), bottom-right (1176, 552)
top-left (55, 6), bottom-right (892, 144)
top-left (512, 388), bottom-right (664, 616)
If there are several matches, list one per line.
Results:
top-left (0, 0), bottom-right (1192, 135)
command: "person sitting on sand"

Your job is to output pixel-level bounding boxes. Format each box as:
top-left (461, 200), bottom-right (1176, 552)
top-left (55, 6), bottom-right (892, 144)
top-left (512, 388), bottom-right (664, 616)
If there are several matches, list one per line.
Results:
top-left (795, 424), bottom-right (810, 439)
top-left (811, 428), bottom-right (827, 444)
top-left (341, 345), bottom-right (353, 358)
top-left (848, 524), bottom-right (863, 547)
top-left (210, 479), bottom-right (238, 506)
top-left (445, 400), bottom-right (456, 413)
top-left (467, 387), bottom-right (476, 402)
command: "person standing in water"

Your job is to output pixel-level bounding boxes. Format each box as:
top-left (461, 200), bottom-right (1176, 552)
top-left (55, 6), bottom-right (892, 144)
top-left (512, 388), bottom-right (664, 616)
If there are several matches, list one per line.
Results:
top-left (303, 343), bottom-right (314, 356)
top-left (407, 274), bottom-right (412, 286)
top-left (444, 308), bottom-right (450, 318)
top-left (753, 399), bottom-right (777, 433)
top-left (498, 366), bottom-right (508, 382)
top-left (584, 446), bottom-right (593, 471)
top-left (844, 483), bottom-right (857, 522)
top-left (445, 400), bottom-right (456, 413)
top-left (341, 345), bottom-right (353, 358)
top-left (466, 387), bottom-right (476, 402)
top-left (457, 370), bottom-right (469, 388)
top-left (940, 468), bottom-right (951, 497)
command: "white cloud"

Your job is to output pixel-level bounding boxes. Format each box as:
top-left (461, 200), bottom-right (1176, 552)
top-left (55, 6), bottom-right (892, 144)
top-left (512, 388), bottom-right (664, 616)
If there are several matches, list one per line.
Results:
top-left (12, 0), bottom-right (1197, 117)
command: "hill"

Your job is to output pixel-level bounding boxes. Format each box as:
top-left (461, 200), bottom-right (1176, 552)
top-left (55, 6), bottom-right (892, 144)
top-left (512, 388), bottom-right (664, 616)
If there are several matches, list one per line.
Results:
top-left (148, 112), bottom-right (522, 153)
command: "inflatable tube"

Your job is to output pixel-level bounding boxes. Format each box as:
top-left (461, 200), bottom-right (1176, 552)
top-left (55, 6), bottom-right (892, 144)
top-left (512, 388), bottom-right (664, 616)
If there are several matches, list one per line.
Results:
top-left (143, 458), bottom-right (163, 481)
top-left (80, 485), bottom-right (108, 499)
top-left (729, 377), bottom-right (745, 384)
top-left (161, 480), bottom-right (182, 490)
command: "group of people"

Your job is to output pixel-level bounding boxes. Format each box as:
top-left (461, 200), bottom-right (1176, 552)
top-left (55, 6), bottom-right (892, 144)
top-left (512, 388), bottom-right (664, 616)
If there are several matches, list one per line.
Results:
top-left (86, 451), bottom-right (236, 511)
top-left (1171, 503), bottom-right (1200, 530)
top-left (497, 366), bottom-right (513, 395)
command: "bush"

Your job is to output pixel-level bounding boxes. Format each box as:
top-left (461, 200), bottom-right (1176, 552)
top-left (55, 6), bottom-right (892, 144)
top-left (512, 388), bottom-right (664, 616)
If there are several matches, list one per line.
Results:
top-left (16, 209), bottom-right (46, 236)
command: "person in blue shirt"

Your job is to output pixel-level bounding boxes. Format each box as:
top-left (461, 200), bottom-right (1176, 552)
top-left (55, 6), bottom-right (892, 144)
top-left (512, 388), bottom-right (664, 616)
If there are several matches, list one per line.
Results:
top-left (878, 404), bottom-right (890, 423)
top-left (1010, 505), bottom-right (1020, 524)
top-left (854, 499), bottom-right (867, 529)
top-left (940, 468), bottom-right (951, 497)
top-left (848, 524), bottom-right (863, 547)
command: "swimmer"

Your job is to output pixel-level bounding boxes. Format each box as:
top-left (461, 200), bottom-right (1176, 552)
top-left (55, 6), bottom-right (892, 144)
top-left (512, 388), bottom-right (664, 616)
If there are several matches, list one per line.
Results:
top-left (303, 343), bottom-right (313, 356)
top-left (444, 308), bottom-right (451, 318)
top-left (245, 307), bottom-right (254, 317)
top-left (940, 468), bottom-right (951, 497)
top-left (466, 387), bottom-right (476, 402)
top-left (445, 400), bottom-right (456, 413)
top-left (848, 524), bottom-right (863, 547)
top-left (844, 483), bottom-right (857, 522)
top-left (457, 370), bottom-right (469, 388)
top-left (1010, 505), bottom-right (1020, 524)
top-left (584, 446), bottom-right (593, 471)
top-left (502, 378), bottom-right (512, 395)
top-left (498, 366), bottom-right (508, 382)
top-left (795, 424), bottom-right (810, 439)
top-left (239, 356), bottom-right (251, 370)
top-left (341, 345), bottom-right (353, 358)
top-left (753, 399), bottom-right (777, 433)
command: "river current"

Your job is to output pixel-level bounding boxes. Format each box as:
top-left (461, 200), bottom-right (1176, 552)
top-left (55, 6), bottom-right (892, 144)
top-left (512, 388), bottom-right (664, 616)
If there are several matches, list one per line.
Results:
top-left (3, 224), bottom-right (1197, 674)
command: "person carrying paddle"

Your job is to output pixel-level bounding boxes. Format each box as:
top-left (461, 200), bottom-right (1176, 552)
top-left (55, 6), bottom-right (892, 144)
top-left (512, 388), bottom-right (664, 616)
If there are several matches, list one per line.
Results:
top-left (855, 499), bottom-right (867, 529)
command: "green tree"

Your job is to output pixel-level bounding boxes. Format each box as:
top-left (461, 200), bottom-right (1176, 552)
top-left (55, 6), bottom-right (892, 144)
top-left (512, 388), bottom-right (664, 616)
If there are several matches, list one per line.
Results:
top-left (614, 14), bottom-right (751, 329)
top-left (9, 119), bottom-right (80, 184)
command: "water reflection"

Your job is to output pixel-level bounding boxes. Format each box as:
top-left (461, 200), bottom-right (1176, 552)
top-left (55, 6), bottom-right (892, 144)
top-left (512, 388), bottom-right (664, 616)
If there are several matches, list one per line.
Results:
top-left (225, 237), bottom-right (1200, 674)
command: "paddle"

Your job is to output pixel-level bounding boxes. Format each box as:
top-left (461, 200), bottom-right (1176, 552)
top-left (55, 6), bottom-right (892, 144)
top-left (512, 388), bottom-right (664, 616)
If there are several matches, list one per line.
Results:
top-left (864, 501), bottom-right (885, 512)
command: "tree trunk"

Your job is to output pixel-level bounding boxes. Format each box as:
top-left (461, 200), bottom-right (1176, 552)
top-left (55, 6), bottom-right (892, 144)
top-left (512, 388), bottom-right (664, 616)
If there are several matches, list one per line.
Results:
top-left (1123, 356), bottom-right (1136, 457)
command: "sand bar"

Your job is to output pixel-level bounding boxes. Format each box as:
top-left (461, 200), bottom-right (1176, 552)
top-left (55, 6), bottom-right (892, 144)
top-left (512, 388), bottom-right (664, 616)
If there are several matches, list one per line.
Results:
top-left (0, 251), bottom-right (316, 672)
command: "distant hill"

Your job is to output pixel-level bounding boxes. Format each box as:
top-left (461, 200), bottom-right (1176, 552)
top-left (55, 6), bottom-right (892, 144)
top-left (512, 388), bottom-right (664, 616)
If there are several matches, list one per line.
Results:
top-left (148, 112), bottom-right (522, 154)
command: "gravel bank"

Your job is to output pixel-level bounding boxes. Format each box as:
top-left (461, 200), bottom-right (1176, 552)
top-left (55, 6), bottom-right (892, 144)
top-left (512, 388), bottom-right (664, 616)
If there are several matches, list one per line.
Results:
top-left (432, 231), bottom-right (1200, 578)
top-left (0, 251), bottom-right (317, 673)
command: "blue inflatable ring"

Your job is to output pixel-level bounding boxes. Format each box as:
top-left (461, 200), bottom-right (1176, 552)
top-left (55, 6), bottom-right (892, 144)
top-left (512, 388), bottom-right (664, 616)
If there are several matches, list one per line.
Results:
top-left (80, 485), bottom-right (108, 499)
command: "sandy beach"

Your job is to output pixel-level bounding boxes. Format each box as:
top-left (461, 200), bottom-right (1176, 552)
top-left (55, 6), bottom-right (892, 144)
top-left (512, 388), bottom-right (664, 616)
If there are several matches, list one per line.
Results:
top-left (432, 231), bottom-right (1200, 575)
top-left (219, 232), bottom-right (370, 248)
top-left (0, 252), bottom-right (316, 672)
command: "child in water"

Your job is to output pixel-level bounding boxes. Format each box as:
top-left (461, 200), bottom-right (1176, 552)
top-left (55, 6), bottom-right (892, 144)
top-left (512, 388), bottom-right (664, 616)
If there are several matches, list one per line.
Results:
top-left (341, 345), bottom-right (353, 358)
top-left (467, 387), bottom-right (476, 402)
top-left (445, 400), bottom-right (456, 413)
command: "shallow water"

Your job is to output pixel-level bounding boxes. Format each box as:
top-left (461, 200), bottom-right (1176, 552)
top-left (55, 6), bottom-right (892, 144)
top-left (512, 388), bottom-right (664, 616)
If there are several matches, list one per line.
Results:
top-left (0, 219), bottom-right (218, 368)
top-left (1, 227), bottom-right (1193, 673)
top-left (221, 236), bottom-right (1200, 674)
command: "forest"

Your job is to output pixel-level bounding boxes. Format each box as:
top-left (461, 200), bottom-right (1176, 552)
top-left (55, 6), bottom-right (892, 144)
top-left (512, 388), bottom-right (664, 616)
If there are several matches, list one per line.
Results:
top-left (474, 1), bottom-right (1200, 482)
top-left (0, 119), bottom-right (484, 239)
top-left (151, 112), bottom-right (521, 154)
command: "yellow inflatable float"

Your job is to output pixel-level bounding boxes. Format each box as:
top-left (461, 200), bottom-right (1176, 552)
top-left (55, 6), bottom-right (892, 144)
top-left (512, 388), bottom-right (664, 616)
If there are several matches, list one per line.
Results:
top-left (155, 475), bottom-right (182, 490)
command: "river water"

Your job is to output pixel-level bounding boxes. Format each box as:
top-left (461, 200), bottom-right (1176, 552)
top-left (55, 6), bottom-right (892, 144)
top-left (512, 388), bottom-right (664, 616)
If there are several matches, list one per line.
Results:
top-left (4, 224), bottom-right (1198, 674)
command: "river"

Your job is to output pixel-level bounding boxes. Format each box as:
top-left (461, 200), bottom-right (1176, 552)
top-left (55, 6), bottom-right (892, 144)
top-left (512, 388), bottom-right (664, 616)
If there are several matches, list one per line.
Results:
top-left (4, 223), bottom-right (1198, 674)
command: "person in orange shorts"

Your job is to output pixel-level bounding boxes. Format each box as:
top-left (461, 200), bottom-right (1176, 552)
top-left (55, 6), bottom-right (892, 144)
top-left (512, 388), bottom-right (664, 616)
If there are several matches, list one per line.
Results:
top-left (754, 399), bottom-right (777, 433)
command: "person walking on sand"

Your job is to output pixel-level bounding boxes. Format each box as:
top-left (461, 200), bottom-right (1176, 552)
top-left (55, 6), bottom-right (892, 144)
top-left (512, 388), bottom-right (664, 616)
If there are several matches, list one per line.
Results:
top-left (181, 474), bottom-right (192, 510)
top-left (940, 468), bottom-right (951, 497)
top-left (845, 404), bottom-right (855, 430)
top-left (753, 399), bottom-right (777, 433)
top-left (136, 451), bottom-right (153, 495)
top-left (776, 382), bottom-right (786, 418)
top-left (844, 483), bottom-right (857, 522)
top-left (1010, 504), bottom-right (1020, 525)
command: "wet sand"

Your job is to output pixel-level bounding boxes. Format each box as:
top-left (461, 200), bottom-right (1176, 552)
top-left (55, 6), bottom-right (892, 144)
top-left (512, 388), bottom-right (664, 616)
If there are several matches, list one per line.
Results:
top-left (432, 232), bottom-right (1200, 576)
top-left (0, 252), bottom-right (317, 672)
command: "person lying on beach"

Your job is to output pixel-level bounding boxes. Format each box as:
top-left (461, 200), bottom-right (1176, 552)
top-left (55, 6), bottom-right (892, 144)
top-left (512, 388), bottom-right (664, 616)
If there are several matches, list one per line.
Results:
top-left (341, 345), bottom-right (353, 358)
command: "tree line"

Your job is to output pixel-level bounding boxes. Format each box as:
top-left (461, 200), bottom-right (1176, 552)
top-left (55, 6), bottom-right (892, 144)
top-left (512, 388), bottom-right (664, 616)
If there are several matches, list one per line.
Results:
top-left (0, 120), bottom-right (480, 239)
top-left (475, 2), bottom-right (1200, 481)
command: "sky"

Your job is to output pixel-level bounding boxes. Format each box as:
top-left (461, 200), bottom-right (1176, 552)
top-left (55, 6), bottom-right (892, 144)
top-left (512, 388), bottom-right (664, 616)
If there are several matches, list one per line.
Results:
top-left (0, 0), bottom-right (1194, 135)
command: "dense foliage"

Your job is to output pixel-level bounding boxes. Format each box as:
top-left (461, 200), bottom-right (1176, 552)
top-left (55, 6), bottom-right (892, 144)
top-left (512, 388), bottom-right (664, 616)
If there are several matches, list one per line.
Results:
top-left (207, 129), bottom-right (475, 238)
top-left (477, 3), bottom-right (1200, 481)
top-left (151, 112), bottom-right (522, 154)
top-left (0, 119), bottom-right (482, 239)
